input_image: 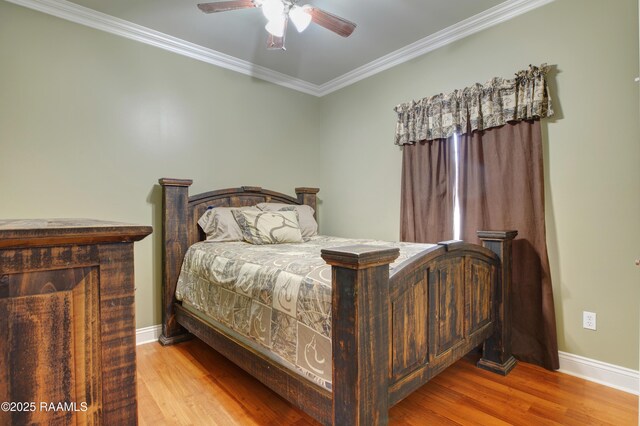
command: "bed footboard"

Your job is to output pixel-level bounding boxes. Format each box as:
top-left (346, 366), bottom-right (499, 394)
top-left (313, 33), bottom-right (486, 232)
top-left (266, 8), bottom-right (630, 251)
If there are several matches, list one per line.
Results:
top-left (321, 246), bottom-right (400, 426)
top-left (321, 231), bottom-right (516, 426)
top-left (477, 230), bottom-right (518, 375)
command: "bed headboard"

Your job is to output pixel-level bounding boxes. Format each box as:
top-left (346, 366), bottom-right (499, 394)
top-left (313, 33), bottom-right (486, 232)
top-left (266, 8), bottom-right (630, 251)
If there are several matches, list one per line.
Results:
top-left (157, 178), bottom-right (319, 344)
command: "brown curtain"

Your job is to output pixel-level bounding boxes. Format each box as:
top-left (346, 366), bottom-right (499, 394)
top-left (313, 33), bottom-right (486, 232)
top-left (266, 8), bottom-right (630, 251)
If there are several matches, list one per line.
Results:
top-left (458, 120), bottom-right (559, 370)
top-left (400, 138), bottom-right (454, 243)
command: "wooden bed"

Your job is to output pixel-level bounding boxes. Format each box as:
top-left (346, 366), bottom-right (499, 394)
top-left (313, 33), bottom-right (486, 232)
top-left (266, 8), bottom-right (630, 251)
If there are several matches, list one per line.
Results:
top-left (158, 178), bottom-right (517, 426)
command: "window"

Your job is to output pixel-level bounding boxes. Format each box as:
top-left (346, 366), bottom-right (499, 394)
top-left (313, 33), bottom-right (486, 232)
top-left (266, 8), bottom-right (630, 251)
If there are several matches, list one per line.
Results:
top-left (452, 133), bottom-right (461, 240)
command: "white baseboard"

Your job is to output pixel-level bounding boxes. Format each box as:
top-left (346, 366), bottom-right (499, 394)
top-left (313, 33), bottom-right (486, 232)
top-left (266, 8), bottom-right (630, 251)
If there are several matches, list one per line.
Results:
top-left (136, 324), bottom-right (162, 346)
top-left (558, 351), bottom-right (639, 395)
top-left (133, 326), bottom-right (639, 396)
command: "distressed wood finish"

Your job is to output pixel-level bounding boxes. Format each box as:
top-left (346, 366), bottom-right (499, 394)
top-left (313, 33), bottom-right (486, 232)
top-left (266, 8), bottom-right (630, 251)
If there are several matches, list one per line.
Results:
top-left (477, 230), bottom-right (518, 375)
top-left (0, 219), bottom-right (151, 249)
top-left (158, 178), bottom-right (193, 345)
top-left (387, 243), bottom-right (501, 407)
top-left (322, 246), bottom-right (399, 426)
top-left (158, 179), bottom-right (515, 426)
top-left (0, 219), bottom-right (151, 426)
top-left (295, 187), bottom-right (320, 219)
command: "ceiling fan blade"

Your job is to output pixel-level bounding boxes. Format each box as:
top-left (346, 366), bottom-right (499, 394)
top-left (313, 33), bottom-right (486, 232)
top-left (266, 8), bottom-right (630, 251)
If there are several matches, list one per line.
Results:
top-left (267, 16), bottom-right (288, 50)
top-left (197, 0), bottom-right (256, 13)
top-left (307, 7), bottom-right (356, 37)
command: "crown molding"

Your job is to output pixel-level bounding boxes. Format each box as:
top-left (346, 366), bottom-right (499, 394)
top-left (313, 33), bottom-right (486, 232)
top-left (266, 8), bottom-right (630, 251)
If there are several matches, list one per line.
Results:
top-left (5, 0), bottom-right (554, 97)
top-left (4, 0), bottom-right (322, 96)
top-left (316, 0), bottom-right (555, 96)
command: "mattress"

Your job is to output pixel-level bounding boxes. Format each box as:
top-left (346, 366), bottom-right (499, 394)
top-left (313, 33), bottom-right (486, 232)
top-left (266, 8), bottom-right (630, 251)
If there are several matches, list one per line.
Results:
top-left (175, 235), bottom-right (434, 390)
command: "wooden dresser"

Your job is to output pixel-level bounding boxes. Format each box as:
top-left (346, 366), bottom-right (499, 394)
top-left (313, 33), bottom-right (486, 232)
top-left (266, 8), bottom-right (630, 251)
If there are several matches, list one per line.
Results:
top-left (0, 219), bottom-right (152, 425)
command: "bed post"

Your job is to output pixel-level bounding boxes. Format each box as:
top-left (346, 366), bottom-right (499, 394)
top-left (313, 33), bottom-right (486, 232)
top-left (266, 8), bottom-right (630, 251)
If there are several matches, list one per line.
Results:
top-left (477, 230), bottom-right (518, 375)
top-left (321, 245), bottom-right (399, 426)
top-left (295, 187), bottom-right (319, 218)
top-left (158, 178), bottom-right (193, 346)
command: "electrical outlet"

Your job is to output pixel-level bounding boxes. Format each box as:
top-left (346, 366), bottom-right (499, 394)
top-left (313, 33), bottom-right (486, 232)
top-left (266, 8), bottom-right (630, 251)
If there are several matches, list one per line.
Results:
top-left (583, 311), bottom-right (596, 330)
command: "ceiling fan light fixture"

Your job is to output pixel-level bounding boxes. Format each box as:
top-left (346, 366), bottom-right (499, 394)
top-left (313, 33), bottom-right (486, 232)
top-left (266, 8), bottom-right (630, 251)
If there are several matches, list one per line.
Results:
top-left (265, 14), bottom-right (286, 37)
top-left (197, 0), bottom-right (357, 50)
top-left (261, 0), bottom-right (284, 21)
top-left (289, 5), bottom-right (311, 32)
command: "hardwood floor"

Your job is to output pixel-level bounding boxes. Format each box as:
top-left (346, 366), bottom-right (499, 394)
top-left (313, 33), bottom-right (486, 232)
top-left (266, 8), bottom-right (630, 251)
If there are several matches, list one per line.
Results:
top-left (137, 339), bottom-right (638, 425)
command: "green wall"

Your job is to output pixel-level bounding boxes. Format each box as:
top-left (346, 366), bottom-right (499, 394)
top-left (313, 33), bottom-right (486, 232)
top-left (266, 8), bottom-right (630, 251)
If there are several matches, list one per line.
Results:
top-left (0, 1), bottom-right (321, 329)
top-left (316, 0), bottom-right (640, 369)
top-left (1, 0), bottom-right (638, 371)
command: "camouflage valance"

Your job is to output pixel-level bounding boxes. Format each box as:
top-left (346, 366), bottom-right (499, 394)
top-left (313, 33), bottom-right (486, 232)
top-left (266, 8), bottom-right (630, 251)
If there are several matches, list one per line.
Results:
top-left (394, 64), bottom-right (554, 145)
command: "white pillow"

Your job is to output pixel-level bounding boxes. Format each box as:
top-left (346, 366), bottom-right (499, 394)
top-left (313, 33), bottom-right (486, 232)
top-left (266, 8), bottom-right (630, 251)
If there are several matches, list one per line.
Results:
top-left (256, 203), bottom-right (318, 240)
top-left (197, 206), bottom-right (259, 242)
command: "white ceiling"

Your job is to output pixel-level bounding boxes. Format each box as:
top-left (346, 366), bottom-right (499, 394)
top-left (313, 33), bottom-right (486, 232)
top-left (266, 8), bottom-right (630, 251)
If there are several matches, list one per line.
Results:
top-left (9, 0), bottom-right (553, 94)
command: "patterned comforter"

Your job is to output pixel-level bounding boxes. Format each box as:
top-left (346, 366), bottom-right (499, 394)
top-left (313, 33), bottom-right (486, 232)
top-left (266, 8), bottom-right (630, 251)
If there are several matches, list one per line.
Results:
top-left (176, 235), bottom-right (434, 390)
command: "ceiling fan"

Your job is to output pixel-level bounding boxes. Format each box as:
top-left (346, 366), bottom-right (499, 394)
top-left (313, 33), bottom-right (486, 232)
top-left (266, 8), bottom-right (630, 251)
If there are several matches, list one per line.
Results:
top-left (197, 0), bottom-right (357, 50)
